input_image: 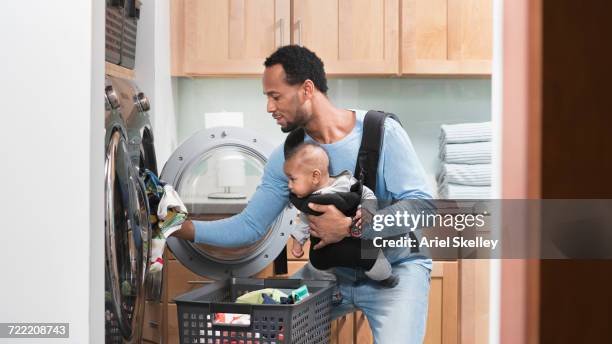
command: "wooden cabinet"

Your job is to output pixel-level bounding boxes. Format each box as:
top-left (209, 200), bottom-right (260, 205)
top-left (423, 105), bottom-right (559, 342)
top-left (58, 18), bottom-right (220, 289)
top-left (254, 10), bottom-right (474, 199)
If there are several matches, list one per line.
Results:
top-left (166, 259), bottom-right (212, 301)
top-left (167, 303), bottom-right (179, 344)
top-left (141, 301), bottom-right (163, 343)
top-left (172, 0), bottom-right (290, 76)
top-left (171, 0), bottom-right (491, 76)
top-left (401, 0), bottom-right (492, 75)
top-left (424, 261), bottom-right (459, 344)
top-left (292, 0), bottom-right (400, 75)
top-left (330, 311), bottom-right (373, 344)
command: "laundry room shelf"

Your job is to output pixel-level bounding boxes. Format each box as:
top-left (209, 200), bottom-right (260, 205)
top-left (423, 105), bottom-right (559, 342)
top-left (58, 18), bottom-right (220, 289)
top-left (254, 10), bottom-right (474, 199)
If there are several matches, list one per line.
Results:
top-left (105, 62), bottom-right (135, 80)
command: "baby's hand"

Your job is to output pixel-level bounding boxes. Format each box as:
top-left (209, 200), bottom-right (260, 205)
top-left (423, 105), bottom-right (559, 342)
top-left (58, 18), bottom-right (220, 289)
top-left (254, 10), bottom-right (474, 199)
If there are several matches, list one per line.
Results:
top-left (291, 237), bottom-right (304, 258)
top-left (354, 208), bottom-right (363, 229)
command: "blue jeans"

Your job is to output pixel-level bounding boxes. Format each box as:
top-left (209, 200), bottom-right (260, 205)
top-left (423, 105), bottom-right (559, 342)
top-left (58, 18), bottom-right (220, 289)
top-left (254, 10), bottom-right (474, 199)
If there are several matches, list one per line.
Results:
top-left (293, 260), bottom-right (431, 344)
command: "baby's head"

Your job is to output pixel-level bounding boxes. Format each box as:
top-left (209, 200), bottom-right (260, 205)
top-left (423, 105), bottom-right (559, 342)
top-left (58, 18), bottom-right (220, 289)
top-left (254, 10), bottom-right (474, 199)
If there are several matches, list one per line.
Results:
top-left (283, 143), bottom-right (330, 198)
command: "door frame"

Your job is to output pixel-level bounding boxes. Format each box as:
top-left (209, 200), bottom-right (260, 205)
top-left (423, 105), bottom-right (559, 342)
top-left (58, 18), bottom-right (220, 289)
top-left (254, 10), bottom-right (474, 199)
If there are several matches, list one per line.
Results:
top-left (500, 0), bottom-right (542, 343)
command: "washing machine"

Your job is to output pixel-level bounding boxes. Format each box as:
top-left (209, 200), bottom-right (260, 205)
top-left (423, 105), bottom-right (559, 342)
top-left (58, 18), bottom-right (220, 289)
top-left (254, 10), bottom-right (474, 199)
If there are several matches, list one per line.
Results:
top-left (105, 76), bottom-right (163, 303)
top-left (161, 127), bottom-right (297, 279)
top-left (104, 77), bottom-right (152, 344)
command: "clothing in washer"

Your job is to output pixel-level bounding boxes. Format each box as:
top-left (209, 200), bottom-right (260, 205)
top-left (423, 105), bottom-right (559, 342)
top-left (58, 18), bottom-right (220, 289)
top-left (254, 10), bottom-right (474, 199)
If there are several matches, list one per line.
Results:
top-left (143, 171), bottom-right (188, 272)
top-left (158, 184), bottom-right (188, 238)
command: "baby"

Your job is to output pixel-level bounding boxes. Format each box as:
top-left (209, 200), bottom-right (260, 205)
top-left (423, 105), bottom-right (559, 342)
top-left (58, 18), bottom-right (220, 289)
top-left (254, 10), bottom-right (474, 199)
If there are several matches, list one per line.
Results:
top-left (284, 142), bottom-right (399, 288)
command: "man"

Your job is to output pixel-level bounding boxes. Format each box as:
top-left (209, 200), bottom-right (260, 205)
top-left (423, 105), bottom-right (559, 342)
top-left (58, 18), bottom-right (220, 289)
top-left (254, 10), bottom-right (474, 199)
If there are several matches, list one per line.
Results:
top-left (173, 45), bottom-right (432, 343)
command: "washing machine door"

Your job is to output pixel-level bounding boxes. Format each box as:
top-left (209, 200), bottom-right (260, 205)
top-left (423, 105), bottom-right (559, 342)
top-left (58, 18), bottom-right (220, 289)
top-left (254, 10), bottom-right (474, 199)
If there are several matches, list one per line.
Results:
top-left (130, 91), bottom-right (157, 175)
top-left (137, 120), bottom-right (157, 174)
top-left (106, 76), bottom-right (158, 303)
top-left (162, 127), bottom-right (296, 279)
top-left (106, 77), bottom-right (158, 175)
top-left (104, 122), bottom-right (147, 343)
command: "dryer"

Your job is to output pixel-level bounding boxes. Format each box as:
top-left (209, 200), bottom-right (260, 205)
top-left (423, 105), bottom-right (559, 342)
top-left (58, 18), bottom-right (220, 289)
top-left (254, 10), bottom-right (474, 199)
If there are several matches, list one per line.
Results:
top-left (104, 77), bottom-right (152, 344)
top-left (161, 126), bottom-right (297, 280)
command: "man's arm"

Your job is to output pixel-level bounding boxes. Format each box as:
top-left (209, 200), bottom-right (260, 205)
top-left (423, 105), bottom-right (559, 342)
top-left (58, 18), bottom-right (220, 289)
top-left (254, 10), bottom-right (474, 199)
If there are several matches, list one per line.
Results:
top-left (361, 118), bottom-right (435, 240)
top-left (171, 146), bottom-right (290, 247)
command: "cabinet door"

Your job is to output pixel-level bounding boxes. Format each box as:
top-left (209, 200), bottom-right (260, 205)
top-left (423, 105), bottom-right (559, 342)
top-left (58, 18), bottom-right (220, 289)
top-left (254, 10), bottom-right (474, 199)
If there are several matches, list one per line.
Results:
top-left (424, 261), bottom-right (459, 344)
top-left (293, 0), bottom-right (399, 75)
top-left (142, 301), bottom-right (162, 343)
top-left (174, 0), bottom-right (290, 76)
top-left (402, 0), bottom-right (492, 75)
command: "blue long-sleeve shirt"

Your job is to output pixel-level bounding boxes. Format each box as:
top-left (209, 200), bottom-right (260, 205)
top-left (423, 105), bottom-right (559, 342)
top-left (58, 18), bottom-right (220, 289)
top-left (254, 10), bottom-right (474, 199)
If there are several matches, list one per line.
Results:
top-left (194, 109), bottom-right (433, 270)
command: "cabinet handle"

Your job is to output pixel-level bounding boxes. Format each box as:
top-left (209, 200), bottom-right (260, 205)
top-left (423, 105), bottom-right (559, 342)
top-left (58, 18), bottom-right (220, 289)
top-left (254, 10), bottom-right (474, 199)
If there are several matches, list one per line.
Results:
top-left (279, 18), bottom-right (285, 47)
top-left (296, 20), bottom-right (302, 46)
top-left (148, 321), bottom-right (159, 328)
top-left (187, 280), bottom-right (211, 285)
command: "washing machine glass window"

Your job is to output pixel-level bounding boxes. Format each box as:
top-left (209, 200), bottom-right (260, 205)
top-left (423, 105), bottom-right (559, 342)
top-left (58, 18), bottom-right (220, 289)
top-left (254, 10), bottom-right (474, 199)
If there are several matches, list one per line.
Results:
top-left (176, 145), bottom-right (271, 261)
top-left (105, 128), bottom-right (144, 341)
top-left (131, 168), bottom-right (151, 280)
top-left (139, 126), bottom-right (157, 174)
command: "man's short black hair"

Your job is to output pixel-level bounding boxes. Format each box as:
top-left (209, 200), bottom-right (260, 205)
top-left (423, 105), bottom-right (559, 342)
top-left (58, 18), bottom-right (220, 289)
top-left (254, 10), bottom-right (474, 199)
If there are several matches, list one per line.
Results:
top-left (264, 45), bottom-right (328, 94)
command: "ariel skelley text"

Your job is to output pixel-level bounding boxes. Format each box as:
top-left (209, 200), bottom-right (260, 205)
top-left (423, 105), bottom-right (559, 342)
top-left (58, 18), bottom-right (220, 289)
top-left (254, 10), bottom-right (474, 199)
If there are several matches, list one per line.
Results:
top-left (372, 236), bottom-right (499, 250)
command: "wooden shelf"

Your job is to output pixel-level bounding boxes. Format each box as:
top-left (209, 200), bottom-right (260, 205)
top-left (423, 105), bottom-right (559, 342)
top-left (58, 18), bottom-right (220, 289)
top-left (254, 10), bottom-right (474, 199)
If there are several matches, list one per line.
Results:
top-left (105, 62), bottom-right (135, 80)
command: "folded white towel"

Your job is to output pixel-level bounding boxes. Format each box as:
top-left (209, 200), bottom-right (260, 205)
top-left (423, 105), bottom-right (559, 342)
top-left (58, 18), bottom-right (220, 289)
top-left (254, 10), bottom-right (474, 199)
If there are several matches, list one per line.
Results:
top-left (440, 141), bottom-right (491, 164)
top-left (438, 183), bottom-right (491, 199)
top-left (440, 122), bottom-right (492, 145)
top-left (437, 163), bottom-right (491, 186)
top-left (157, 185), bottom-right (188, 219)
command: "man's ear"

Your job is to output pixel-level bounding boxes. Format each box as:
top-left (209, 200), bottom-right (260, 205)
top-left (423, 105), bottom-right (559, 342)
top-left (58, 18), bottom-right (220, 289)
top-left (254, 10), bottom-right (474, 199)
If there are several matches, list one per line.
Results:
top-left (302, 80), bottom-right (315, 100)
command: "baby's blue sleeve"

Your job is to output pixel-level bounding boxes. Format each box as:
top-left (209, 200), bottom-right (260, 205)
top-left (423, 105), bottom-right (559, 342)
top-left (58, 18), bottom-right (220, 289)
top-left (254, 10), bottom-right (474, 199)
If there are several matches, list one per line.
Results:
top-left (193, 146), bottom-right (290, 247)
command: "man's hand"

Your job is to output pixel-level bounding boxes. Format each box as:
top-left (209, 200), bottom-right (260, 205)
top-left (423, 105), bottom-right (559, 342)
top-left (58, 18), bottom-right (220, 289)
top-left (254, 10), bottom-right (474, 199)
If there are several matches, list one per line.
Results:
top-left (307, 203), bottom-right (352, 250)
top-left (170, 220), bottom-right (195, 241)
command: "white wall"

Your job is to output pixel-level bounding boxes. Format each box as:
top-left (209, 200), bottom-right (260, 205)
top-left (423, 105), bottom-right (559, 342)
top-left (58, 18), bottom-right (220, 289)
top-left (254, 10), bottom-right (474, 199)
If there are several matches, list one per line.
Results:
top-left (0, 0), bottom-right (104, 343)
top-left (135, 0), bottom-right (178, 167)
top-left (176, 77), bottom-right (492, 192)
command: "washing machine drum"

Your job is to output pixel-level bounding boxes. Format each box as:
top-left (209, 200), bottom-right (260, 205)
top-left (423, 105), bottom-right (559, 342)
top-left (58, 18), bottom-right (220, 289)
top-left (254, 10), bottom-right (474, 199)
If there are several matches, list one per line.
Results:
top-left (162, 127), bottom-right (296, 279)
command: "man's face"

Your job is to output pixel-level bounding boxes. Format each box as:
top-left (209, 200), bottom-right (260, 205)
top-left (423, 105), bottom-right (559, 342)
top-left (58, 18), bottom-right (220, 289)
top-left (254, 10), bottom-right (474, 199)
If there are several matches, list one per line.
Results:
top-left (263, 64), bottom-right (307, 133)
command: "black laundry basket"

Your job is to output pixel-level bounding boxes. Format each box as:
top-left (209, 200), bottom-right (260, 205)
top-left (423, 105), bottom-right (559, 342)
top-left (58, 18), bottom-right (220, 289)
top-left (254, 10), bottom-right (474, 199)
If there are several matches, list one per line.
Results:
top-left (174, 278), bottom-right (334, 344)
